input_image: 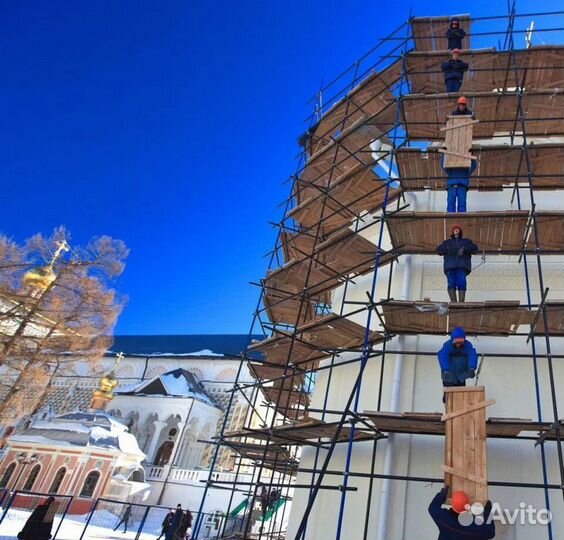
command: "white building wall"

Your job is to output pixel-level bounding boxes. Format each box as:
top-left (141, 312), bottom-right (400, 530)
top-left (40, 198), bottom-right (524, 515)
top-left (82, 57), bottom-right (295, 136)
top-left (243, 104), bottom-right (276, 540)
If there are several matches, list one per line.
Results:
top-left (286, 188), bottom-right (564, 539)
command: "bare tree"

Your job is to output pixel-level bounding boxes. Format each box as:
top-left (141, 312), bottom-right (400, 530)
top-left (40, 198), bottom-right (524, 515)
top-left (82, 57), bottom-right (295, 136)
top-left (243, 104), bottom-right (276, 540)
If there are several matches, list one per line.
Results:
top-left (0, 227), bottom-right (128, 436)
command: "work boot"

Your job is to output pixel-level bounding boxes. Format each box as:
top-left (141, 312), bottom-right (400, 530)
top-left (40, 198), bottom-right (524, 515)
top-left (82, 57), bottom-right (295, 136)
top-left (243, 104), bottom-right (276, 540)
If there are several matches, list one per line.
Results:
top-left (458, 290), bottom-right (466, 302)
top-left (447, 288), bottom-right (457, 302)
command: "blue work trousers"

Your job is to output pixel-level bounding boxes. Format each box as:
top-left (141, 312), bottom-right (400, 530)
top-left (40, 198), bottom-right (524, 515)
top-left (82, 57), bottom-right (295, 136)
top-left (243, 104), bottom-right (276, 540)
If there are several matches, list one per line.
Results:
top-left (446, 268), bottom-right (467, 291)
top-left (447, 185), bottom-right (467, 212)
top-left (445, 79), bottom-right (462, 92)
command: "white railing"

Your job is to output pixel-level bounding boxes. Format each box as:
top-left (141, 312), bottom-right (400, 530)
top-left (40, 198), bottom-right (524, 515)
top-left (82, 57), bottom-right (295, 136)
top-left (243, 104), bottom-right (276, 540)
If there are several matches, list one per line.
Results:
top-left (145, 466), bottom-right (247, 485)
top-left (145, 465), bottom-right (165, 480)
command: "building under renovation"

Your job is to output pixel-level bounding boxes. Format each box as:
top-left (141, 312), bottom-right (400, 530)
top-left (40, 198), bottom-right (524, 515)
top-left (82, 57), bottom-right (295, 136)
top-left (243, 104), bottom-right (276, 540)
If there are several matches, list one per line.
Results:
top-left (195, 8), bottom-right (564, 540)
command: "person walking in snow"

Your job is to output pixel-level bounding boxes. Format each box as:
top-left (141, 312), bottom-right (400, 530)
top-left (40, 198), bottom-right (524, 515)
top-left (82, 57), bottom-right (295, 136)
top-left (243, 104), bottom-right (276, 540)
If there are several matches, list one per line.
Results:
top-left (18, 496), bottom-right (56, 540)
top-left (157, 509), bottom-right (175, 540)
top-left (165, 504), bottom-right (184, 540)
top-left (441, 49), bottom-right (469, 93)
top-left (114, 504), bottom-right (133, 533)
top-left (176, 509), bottom-right (193, 539)
top-left (446, 17), bottom-right (467, 50)
top-left (437, 327), bottom-right (478, 392)
top-left (436, 225), bottom-right (478, 303)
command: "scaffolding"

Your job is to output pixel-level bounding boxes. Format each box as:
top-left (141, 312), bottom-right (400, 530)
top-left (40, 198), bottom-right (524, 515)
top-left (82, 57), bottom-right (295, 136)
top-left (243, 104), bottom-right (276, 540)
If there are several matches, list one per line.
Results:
top-left (194, 6), bottom-right (564, 540)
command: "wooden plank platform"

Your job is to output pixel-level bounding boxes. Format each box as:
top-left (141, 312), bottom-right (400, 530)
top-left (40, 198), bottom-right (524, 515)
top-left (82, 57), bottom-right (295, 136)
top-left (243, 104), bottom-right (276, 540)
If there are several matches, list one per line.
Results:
top-left (298, 313), bottom-right (385, 351)
top-left (308, 67), bottom-right (401, 155)
top-left (249, 314), bottom-right (384, 368)
top-left (406, 46), bottom-right (564, 94)
top-left (379, 300), bottom-right (536, 335)
top-left (261, 386), bottom-right (311, 409)
top-left (298, 115), bottom-right (395, 214)
top-left (224, 441), bottom-right (299, 475)
top-left (264, 227), bottom-right (385, 306)
top-left (387, 211), bottom-right (564, 254)
top-left (248, 335), bottom-right (326, 366)
top-left (224, 418), bottom-right (377, 447)
top-left (363, 410), bottom-right (561, 440)
top-left (396, 143), bottom-right (564, 191)
top-left (248, 363), bottom-right (307, 387)
top-left (532, 302), bottom-right (564, 335)
top-left (290, 164), bottom-right (402, 234)
top-left (410, 14), bottom-right (472, 52)
top-left (444, 387), bottom-right (489, 504)
top-left (261, 285), bottom-right (323, 326)
top-left (403, 90), bottom-right (564, 140)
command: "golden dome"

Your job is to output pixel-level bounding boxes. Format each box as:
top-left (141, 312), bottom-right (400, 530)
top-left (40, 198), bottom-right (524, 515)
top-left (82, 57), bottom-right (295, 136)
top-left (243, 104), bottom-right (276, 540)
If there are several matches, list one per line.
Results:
top-left (97, 372), bottom-right (118, 397)
top-left (23, 265), bottom-right (56, 291)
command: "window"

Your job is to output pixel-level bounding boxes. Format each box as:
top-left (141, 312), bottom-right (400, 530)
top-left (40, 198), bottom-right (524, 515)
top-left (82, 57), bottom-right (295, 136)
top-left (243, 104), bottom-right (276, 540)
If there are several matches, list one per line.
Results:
top-left (79, 470), bottom-right (100, 498)
top-left (0, 463), bottom-right (16, 488)
top-left (23, 464), bottom-right (41, 491)
top-left (128, 468), bottom-right (145, 482)
top-left (49, 467), bottom-right (66, 494)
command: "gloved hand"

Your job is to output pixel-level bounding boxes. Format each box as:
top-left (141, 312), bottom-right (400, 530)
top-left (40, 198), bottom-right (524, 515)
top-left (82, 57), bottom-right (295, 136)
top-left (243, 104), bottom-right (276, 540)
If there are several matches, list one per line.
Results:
top-left (466, 368), bottom-right (476, 378)
top-left (457, 247), bottom-right (465, 256)
top-left (442, 370), bottom-right (455, 383)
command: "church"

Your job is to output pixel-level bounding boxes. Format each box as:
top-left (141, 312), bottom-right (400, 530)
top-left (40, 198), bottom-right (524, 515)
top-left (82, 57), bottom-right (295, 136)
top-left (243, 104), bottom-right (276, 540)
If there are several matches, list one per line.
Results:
top-left (0, 335), bottom-right (257, 512)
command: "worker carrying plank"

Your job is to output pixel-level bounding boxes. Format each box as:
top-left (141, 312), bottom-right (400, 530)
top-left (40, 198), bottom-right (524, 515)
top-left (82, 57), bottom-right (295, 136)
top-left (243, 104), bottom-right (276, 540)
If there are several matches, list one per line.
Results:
top-left (440, 97), bottom-right (478, 211)
top-left (428, 486), bottom-right (496, 539)
top-left (441, 49), bottom-right (469, 93)
top-left (436, 227), bottom-right (478, 302)
top-left (451, 95), bottom-right (473, 116)
top-left (446, 17), bottom-right (467, 50)
top-left (437, 327), bottom-right (478, 387)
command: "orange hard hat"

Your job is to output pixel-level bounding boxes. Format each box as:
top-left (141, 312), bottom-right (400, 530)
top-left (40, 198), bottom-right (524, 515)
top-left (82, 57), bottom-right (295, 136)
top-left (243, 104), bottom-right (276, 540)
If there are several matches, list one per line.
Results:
top-left (457, 96), bottom-right (467, 105)
top-left (451, 491), bottom-right (470, 513)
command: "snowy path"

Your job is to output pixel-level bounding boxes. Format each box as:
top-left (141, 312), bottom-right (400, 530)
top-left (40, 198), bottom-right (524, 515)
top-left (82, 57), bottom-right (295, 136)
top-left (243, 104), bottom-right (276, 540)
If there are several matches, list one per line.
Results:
top-left (0, 509), bottom-right (162, 540)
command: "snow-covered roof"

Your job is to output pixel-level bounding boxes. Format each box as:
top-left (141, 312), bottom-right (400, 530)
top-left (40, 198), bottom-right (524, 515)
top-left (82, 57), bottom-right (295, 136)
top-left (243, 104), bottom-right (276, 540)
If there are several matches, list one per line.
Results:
top-left (108, 334), bottom-right (263, 359)
top-left (10, 411), bottom-right (145, 458)
top-left (116, 368), bottom-right (221, 409)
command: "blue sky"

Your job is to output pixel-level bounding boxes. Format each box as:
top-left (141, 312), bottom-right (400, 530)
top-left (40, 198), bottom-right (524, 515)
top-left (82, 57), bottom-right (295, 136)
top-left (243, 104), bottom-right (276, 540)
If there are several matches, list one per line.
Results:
top-left (1, 1), bottom-right (561, 335)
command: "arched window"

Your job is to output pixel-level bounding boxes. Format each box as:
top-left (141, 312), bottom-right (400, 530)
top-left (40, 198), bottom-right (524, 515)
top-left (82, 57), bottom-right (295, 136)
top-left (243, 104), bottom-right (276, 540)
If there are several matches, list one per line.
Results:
top-left (48, 467), bottom-right (66, 494)
top-left (128, 468), bottom-right (145, 482)
top-left (79, 470), bottom-right (100, 498)
top-left (0, 462), bottom-right (16, 488)
top-left (23, 464), bottom-right (41, 491)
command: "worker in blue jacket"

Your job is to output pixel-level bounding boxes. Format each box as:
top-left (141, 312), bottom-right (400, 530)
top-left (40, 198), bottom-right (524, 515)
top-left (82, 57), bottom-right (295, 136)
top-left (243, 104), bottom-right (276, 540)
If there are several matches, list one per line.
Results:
top-left (446, 17), bottom-right (467, 50)
top-left (437, 327), bottom-right (478, 388)
top-left (442, 154), bottom-right (477, 213)
top-left (428, 487), bottom-right (496, 539)
top-left (436, 226), bottom-right (478, 302)
top-left (441, 49), bottom-right (469, 93)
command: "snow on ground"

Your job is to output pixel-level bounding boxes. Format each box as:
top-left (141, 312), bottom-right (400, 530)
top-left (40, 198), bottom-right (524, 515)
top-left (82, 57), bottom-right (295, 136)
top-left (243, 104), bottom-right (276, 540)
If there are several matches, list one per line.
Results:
top-left (0, 508), bottom-right (164, 540)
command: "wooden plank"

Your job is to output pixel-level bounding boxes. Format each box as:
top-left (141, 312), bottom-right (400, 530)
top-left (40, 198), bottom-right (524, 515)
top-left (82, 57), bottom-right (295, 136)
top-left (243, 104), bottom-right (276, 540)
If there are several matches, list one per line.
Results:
top-left (441, 399), bottom-right (496, 421)
top-left (443, 116), bottom-right (476, 168)
top-left (444, 387), bottom-right (488, 504)
top-left (402, 90), bottom-right (564, 140)
top-left (464, 390), bottom-right (476, 498)
top-left (440, 119), bottom-right (480, 131)
top-left (442, 465), bottom-right (487, 486)
top-left (438, 149), bottom-right (478, 160)
top-left (308, 70), bottom-right (397, 155)
top-left (445, 395), bottom-right (453, 490)
top-left (396, 143), bottom-right (564, 191)
top-left (476, 393), bottom-right (488, 502)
